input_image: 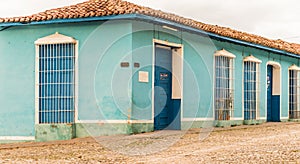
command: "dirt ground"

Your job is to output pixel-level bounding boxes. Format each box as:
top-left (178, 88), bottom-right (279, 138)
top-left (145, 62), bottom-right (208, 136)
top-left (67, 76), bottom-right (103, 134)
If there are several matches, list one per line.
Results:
top-left (1, 122), bottom-right (300, 163)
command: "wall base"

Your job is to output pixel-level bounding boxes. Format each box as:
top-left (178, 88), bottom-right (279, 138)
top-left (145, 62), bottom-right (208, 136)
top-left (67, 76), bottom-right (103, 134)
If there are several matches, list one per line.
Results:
top-left (182, 120), bottom-right (245, 129)
top-left (280, 119), bottom-right (289, 122)
top-left (35, 124), bottom-right (75, 142)
top-left (9, 119), bottom-right (294, 143)
top-left (244, 119), bottom-right (265, 125)
top-left (131, 123), bottom-right (154, 134)
top-left (75, 123), bottom-right (132, 138)
top-left (75, 123), bottom-right (154, 138)
top-left (215, 120), bottom-right (243, 127)
top-left (288, 119), bottom-right (300, 122)
top-left (181, 121), bottom-right (215, 130)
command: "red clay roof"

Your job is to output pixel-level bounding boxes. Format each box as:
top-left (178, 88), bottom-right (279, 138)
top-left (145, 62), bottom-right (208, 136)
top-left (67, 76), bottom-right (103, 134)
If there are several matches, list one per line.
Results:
top-left (1, 0), bottom-right (300, 55)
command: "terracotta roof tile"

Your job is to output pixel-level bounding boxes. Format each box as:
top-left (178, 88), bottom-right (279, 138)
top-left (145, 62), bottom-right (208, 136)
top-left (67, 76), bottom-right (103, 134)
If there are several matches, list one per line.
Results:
top-left (1, 0), bottom-right (300, 55)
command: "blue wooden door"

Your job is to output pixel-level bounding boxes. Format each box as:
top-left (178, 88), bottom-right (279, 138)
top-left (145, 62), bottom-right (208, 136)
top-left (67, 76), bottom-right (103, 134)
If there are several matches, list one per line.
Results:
top-left (267, 65), bottom-right (273, 121)
top-left (154, 45), bottom-right (172, 130)
top-left (267, 65), bottom-right (280, 122)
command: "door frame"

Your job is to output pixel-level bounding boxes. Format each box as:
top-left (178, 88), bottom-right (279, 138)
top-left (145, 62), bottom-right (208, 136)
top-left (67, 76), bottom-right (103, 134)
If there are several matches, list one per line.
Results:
top-left (265, 61), bottom-right (282, 121)
top-left (152, 39), bottom-right (184, 129)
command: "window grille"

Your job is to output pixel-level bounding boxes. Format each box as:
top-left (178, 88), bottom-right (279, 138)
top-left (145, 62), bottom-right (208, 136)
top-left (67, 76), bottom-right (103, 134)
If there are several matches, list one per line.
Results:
top-left (243, 59), bottom-right (260, 120)
top-left (37, 43), bottom-right (76, 124)
top-left (214, 49), bottom-right (235, 120)
top-left (289, 65), bottom-right (300, 119)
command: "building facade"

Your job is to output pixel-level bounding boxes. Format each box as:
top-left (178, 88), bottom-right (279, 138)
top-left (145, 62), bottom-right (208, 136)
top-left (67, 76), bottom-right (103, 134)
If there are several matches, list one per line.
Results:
top-left (0, 0), bottom-right (300, 142)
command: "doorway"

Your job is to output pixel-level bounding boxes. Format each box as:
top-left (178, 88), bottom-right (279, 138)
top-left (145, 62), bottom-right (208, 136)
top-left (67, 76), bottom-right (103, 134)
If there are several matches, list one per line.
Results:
top-left (154, 43), bottom-right (182, 130)
top-left (267, 64), bottom-right (281, 122)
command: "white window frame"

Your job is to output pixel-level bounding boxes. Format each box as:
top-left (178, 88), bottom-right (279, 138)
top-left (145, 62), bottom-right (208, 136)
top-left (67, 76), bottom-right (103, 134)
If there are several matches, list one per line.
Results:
top-left (288, 64), bottom-right (300, 119)
top-left (35, 32), bottom-right (78, 124)
top-left (243, 55), bottom-right (261, 120)
top-left (214, 49), bottom-right (235, 120)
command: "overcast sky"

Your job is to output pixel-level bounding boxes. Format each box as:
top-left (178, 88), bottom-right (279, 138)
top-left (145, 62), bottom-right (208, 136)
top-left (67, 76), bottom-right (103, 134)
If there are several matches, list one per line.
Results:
top-left (0, 0), bottom-right (299, 44)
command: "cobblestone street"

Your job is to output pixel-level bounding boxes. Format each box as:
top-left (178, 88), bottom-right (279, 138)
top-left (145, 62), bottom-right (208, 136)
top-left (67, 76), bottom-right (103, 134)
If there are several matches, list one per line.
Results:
top-left (1, 122), bottom-right (300, 163)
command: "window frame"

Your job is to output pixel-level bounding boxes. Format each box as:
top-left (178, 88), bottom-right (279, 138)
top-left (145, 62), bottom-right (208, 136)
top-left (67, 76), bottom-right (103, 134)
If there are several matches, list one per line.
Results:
top-left (288, 64), bottom-right (300, 119)
top-left (243, 55), bottom-right (261, 120)
top-left (214, 49), bottom-right (235, 121)
top-left (35, 32), bottom-right (78, 124)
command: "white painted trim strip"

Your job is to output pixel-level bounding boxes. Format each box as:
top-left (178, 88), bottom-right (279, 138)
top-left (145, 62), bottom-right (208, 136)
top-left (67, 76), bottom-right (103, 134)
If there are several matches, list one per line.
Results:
top-left (74, 40), bottom-right (79, 123)
top-left (182, 118), bottom-right (244, 121)
top-left (162, 25), bottom-right (178, 32)
top-left (231, 117), bottom-right (243, 121)
top-left (35, 45), bottom-right (39, 124)
top-left (0, 136), bottom-right (35, 141)
top-left (214, 49), bottom-right (236, 58)
top-left (130, 120), bottom-right (153, 123)
top-left (289, 64), bottom-right (300, 71)
top-left (267, 61), bottom-right (281, 69)
top-left (35, 32), bottom-right (77, 45)
top-left (153, 39), bottom-right (182, 48)
top-left (77, 120), bottom-right (153, 124)
top-left (281, 117), bottom-right (289, 120)
top-left (182, 118), bottom-right (214, 121)
top-left (243, 55), bottom-right (262, 63)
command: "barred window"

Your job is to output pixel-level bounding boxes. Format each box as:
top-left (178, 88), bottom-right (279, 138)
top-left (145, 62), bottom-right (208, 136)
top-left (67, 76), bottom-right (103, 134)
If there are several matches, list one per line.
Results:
top-left (289, 65), bottom-right (300, 119)
top-left (243, 55), bottom-right (261, 120)
top-left (214, 49), bottom-right (235, 120)
top-left (35, 32), bottom-right (77, 124)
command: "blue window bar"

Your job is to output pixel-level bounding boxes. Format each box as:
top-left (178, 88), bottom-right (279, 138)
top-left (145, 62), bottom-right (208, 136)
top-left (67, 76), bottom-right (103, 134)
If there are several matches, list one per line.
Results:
top-left (38, 43), bottom-right (75, 124)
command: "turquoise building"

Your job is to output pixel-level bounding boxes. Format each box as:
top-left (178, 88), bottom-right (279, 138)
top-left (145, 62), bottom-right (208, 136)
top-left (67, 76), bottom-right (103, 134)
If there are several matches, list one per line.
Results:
top-left (0, 0), bottom-right (300, 142)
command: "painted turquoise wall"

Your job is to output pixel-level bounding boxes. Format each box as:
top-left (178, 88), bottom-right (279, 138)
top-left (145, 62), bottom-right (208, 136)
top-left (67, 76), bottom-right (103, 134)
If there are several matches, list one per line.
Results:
top-left (181, 33), bottom-right (216, 118)
top-left (0, 20), bottom-right (133, 138)
top-left (0, 18), bottom-right (297, 139)
top-left (0, 26), bottom-right (35, 136)
top-left (131, 30), bottom-right (153, 120)
top-left (132, 20), bottom-right (296, 122)
top-left (132, 21), bottom-right (216, 120)
top-left (213, 40), bottom-right (292, 119)
top-left (78, 20), bottom-right (133, 120)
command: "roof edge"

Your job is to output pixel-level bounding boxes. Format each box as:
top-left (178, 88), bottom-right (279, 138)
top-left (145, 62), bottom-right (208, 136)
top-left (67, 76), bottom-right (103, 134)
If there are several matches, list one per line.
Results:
top-left (1, 13), bottom-right (299, 58)
top-left (0, 14), bottom-right (137, 27)
top-left (135, 14), bottom-right (300, 59)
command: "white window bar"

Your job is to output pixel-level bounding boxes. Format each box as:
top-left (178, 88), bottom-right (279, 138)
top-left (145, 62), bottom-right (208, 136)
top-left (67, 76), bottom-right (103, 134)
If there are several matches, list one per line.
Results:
top-left (214, 49), bottom-right (235, 120)
top-left (38, 43), bottom-right (75, 124)
top-left (243, 55), bottom-right (261, 120)
top-left (289, 64), bottom-right (300, 119)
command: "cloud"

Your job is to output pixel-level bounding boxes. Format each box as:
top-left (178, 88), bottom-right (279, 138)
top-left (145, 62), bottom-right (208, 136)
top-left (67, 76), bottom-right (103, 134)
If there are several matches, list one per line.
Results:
top-left (0, 0), bottom-right (86, 17)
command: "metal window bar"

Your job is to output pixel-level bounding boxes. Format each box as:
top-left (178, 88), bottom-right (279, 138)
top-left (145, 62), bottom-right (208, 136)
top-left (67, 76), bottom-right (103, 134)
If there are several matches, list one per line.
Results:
top-left (215, 56), bottom-right (234, 120)
top-left (38, 43), bottom-right (75, 124)
top-left (244, 61), bottom-right (260, 120)
top-left (289, 70), bottom-right (300, 119)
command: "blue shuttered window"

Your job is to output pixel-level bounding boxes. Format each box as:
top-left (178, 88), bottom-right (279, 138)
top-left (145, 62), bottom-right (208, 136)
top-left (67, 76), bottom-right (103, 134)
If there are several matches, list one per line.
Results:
top-left (244, 61), bottom-right (260, 120)
top-left (215, 55), bottom-right (234, 120)
top-left (289, 69), bottom-right (300, 119)
top-left (38, 43), bottom-right (75, 124)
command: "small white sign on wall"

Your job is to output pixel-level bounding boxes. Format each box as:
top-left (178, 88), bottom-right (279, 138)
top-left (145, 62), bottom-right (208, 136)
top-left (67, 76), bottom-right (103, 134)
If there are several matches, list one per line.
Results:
top-left (138, 71), bottom-right (149, 83)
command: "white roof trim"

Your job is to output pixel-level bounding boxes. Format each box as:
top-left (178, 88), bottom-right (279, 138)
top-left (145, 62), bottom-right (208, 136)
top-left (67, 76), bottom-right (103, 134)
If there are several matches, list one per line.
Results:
top-left (35, 32), bottom-right (77, 45)
top-left (214, 49), bottom-right (236, 58)
top-left (289, 64), bottom-right (300, 71)
top-left (243, 55), bottom-right (262, 63)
